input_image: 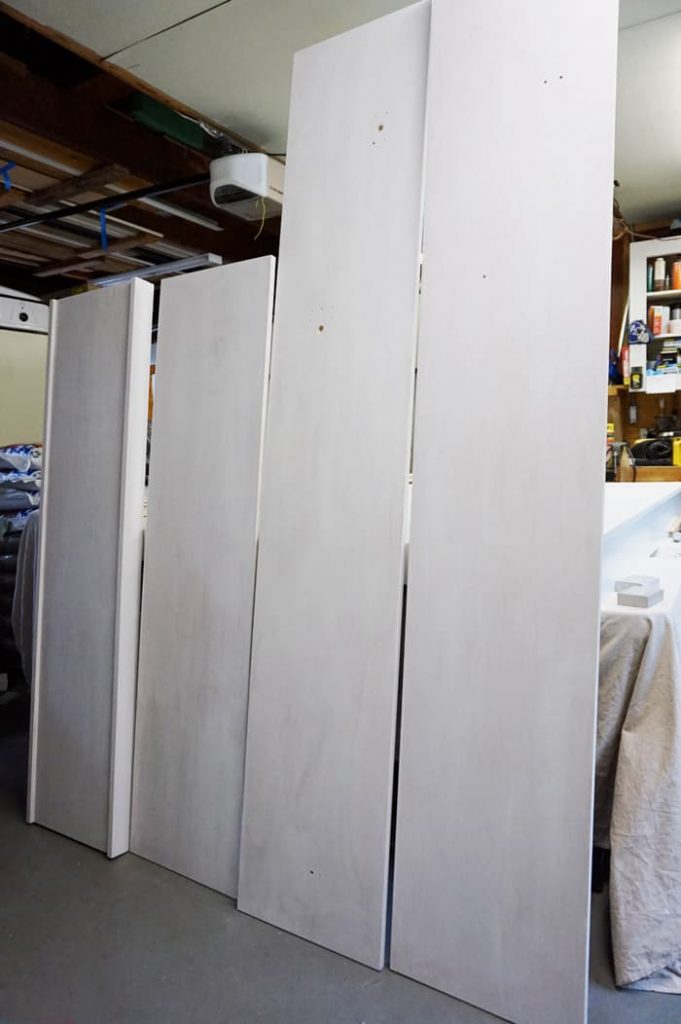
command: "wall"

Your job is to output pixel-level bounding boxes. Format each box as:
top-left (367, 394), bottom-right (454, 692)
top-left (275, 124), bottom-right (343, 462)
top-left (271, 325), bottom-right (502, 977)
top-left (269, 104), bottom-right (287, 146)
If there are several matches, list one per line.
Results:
top-left (0, 328), bottom-right (48, 445)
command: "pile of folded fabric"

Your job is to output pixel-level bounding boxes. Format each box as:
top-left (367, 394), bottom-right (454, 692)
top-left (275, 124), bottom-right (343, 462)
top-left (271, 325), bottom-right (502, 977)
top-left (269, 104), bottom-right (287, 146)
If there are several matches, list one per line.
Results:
top-left (0, 444), bottom-right (42, 536)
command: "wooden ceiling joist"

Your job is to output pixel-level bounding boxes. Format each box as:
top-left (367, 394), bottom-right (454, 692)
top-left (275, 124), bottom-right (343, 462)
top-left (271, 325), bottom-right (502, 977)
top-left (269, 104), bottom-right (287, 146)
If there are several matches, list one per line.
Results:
top-left (0, 162), bottom-right (125, 210)
top-left (34, 230), bottom-right (160, 277)
top-left (0, 60), bottom-right (206, 187)
top-left (0, 187), bottom-right (22, 209)
top-left (0, 122), bottom-right (142, 189)
top-left (20, 163), bottom-right (128, 207)
top-left (110, 204), bottom-right (247, 262)
top-left (0, 226), bottom-right (79, 260)
top-left (0, 245), bottom-right (41, 264)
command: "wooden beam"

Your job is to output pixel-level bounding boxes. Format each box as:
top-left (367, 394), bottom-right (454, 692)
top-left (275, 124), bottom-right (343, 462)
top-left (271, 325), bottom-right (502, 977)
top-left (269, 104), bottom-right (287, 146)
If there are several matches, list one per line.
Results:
top-left (6, 163), bottom-right (55, 192)
top-left (0, 60), bottom-right (207, 185)
top-left (73, 74), bottom-right (135, 107)
top-left (34, 231), bottom-right (160, 277)
top-left (0, 226), bottom-right (79, 260)
top-left (68, 254), bottom-right (151, 277)
top-left (0, 187), bottom-right (24, 209)
top-left (0, 142), bottom-right (69, 180)
top-left (0, 120), bottom-right (100, 174)
top-left (0, 245), bottom-right (42, 264)
top-left (113, 202), bottom-right (278, 261)
top-left (25, 164), bottom-right (128, 207)
top-left (0, 124), bottom-right (147, 194)
top-left (0, 166), bottom-right (62, 207)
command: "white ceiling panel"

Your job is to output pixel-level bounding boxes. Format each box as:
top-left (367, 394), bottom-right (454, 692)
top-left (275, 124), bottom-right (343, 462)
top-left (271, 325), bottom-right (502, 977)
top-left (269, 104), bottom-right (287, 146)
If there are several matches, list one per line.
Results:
top-left (108, 0), bottom-right (414, 152)
top-left (6, 0), bottom-right (225, 57)
top-left (615, 12), bottom-right (681, 220)
top-left (619, 0), bottom-right (681, 28)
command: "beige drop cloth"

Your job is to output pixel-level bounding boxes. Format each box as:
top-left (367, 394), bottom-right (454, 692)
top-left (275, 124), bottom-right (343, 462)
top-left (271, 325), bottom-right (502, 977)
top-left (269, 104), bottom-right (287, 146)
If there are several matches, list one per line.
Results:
top-left (597, 566), bottom-right (681, 991)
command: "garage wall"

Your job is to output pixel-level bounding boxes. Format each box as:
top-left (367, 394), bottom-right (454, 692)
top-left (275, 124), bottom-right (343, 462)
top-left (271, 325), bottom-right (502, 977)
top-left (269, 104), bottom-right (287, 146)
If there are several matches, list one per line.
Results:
top-left (0, 329), bottom-right (47, 446)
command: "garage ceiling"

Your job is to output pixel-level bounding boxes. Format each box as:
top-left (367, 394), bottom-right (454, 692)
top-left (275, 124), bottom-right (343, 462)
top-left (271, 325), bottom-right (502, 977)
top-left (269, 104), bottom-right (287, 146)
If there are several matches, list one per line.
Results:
top-left (5, 0), bottom-right (681, 222)
top-left (6, 0), bottom-right (414, 154)
top-left (2, 0), bottom-right (225, 56)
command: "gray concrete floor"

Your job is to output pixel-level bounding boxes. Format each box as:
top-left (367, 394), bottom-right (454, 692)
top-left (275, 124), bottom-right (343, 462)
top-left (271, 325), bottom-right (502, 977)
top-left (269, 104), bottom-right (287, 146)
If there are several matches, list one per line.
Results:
top-left (0, 705), bottom-right (678, 1024)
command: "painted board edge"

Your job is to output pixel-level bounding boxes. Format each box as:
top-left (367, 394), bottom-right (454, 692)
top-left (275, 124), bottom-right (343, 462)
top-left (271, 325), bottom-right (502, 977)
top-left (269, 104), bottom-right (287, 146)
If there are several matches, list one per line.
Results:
top-left (26, 298), bottom-right (57, 824)
top-left (107, 279), bottom-right (154, 858)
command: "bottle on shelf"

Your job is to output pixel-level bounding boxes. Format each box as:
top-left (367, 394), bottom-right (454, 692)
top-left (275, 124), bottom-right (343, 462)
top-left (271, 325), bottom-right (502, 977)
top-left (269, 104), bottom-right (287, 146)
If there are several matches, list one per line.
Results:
top-left (673, 260), bottom-right (681, 290)
top-left (649, 305), bottom-right (668, 336)
top-left (654, 256), bottom-right (666, 291)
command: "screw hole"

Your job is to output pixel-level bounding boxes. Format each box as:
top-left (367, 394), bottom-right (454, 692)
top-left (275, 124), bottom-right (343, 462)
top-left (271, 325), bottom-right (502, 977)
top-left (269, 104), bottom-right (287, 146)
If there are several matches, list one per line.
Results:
top-left (378, 124), bottom-right (384, 132)
top-left (318, 325), bottom-right (325, 333)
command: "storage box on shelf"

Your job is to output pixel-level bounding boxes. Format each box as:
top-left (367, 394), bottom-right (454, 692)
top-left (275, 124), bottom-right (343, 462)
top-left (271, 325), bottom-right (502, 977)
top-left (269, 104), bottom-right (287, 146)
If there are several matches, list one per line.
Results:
top-left (629, 237), bottom-right (681, 394)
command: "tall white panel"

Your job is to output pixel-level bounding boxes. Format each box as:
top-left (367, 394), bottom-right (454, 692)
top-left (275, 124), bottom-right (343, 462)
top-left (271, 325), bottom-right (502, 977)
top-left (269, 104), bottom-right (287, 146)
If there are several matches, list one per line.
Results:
top-left (28, 281), bottom-right (153, 856)
top-left (238, 3), bottom-right (429, 968)
top-left (130, 257), bottom-right (275, 896)
top-left (391, 2), bottom-right (618, 1022)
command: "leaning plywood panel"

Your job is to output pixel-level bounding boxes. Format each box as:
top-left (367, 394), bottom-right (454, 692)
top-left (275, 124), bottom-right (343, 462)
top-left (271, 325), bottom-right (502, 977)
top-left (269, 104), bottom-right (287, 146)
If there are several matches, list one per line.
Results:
top-left (391, 2), bottom-right (618, 1022)
top-left (237, 3), bottom-right (428, 968)
top-left (131, 258), bottom-right (275, 896)
top-left (28, 280), bottom-right (153, 856)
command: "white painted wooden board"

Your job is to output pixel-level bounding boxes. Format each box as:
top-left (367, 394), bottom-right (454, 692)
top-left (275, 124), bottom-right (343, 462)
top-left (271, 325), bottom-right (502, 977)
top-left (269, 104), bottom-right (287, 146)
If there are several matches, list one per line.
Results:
top-left (28, 281), bottom-right (153, 856)
top-left (130, 257), bottom-right (275, 896)
top-left (391, 2), bottom-right (618, 1022)
top-left (237, 3), bottom-right (429, 969)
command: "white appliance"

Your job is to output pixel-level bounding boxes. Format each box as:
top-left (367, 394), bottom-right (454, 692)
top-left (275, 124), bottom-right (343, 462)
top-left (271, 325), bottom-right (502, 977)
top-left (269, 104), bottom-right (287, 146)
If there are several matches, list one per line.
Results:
top-left (0, 288), bottom-right (49, 333)
top-left (209, 153), bottom-right (284, 221)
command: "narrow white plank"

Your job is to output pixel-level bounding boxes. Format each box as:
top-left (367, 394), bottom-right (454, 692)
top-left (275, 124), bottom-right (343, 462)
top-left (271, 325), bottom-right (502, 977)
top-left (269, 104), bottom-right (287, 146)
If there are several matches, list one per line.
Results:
top-left (237, 3), bottom-right (429, 968)
top-left (391, 2), bottom-right (619, 1022)
top-left (130, 257), bottom-right (275, 896)
top-left (108, 283), bottom-right (155, 857)
top-left (28, 281), bottom-right (153, 855)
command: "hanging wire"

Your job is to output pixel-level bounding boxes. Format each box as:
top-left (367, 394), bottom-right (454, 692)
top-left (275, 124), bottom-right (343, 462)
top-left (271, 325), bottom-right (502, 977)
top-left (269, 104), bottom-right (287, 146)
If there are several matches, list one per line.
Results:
top-left (254, 196), bottom-right (267, 241)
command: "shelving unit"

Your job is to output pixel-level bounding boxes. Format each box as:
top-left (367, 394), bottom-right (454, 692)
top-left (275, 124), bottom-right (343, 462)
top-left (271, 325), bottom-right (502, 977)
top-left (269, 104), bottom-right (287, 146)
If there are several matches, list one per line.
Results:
top-left (630, 237), bottom-right (681, 394)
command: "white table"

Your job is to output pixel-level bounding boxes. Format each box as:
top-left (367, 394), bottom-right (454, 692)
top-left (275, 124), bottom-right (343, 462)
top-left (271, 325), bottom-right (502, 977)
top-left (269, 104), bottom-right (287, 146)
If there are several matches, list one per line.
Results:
top-left (601, 482), bottom-right (681, 593)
